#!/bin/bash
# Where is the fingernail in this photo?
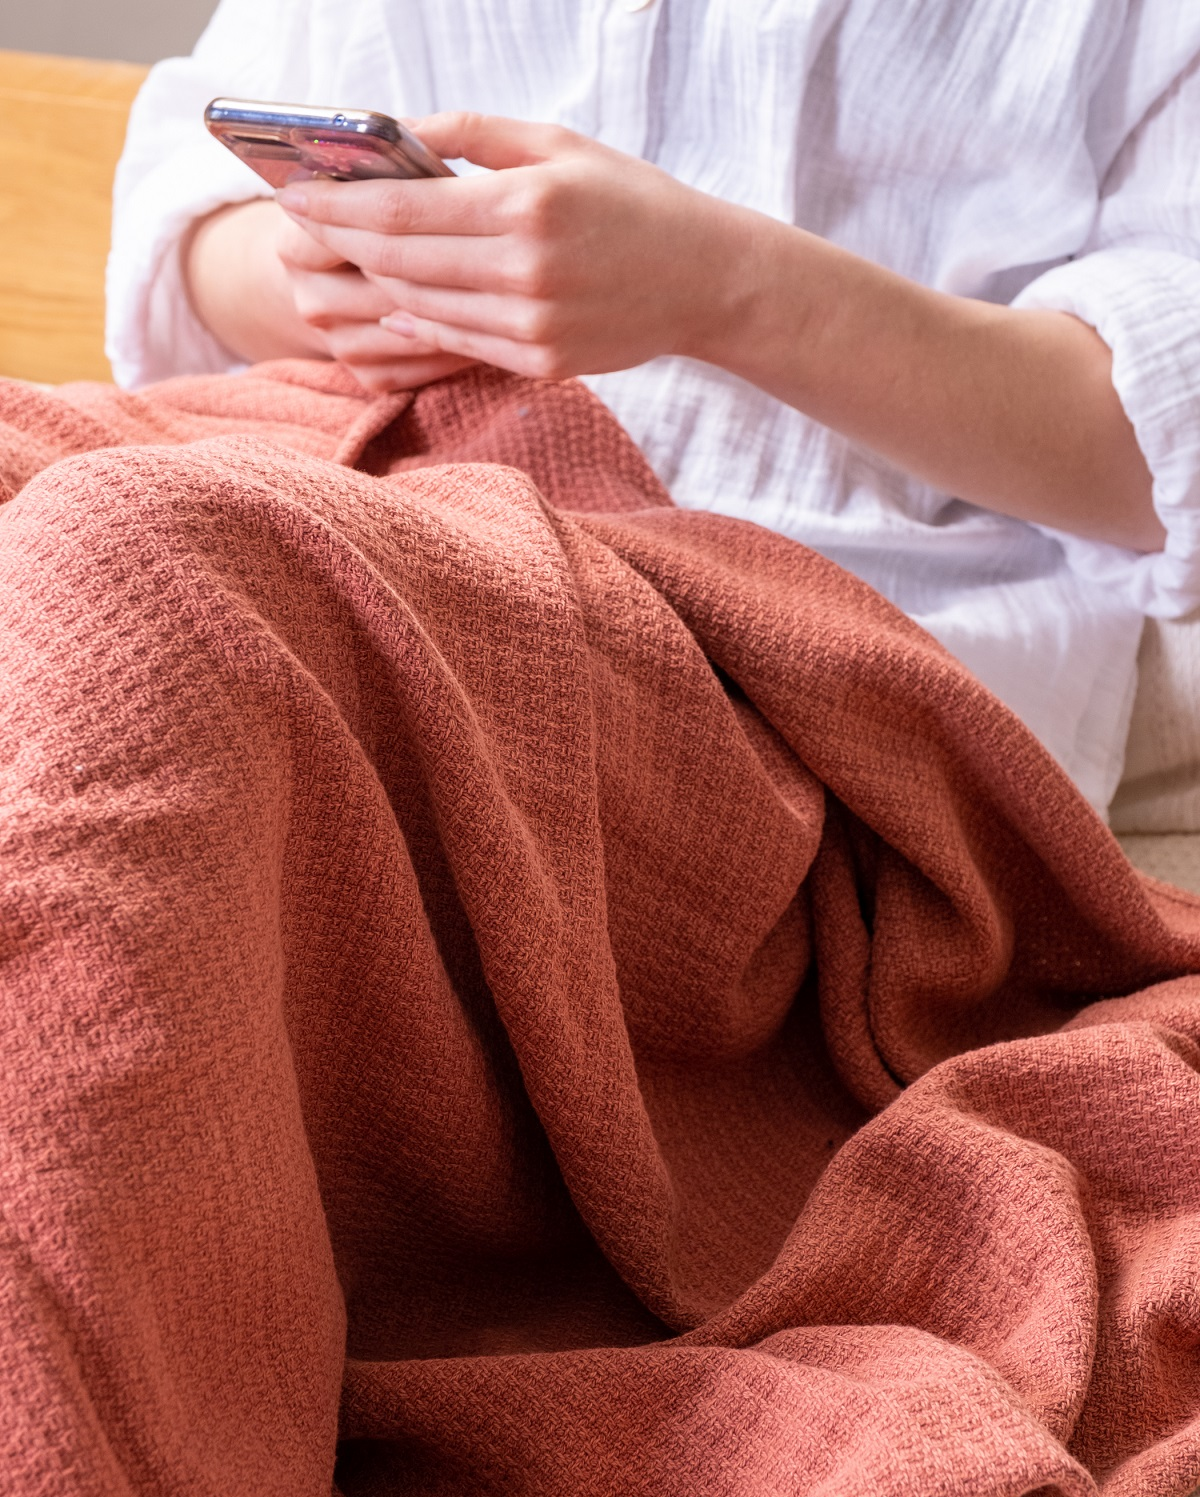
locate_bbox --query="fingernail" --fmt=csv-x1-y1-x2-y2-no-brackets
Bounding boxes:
381,313,417,336
275,186,309,213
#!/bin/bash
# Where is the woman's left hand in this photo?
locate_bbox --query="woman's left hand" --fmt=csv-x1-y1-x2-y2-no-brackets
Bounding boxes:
274,113,751,382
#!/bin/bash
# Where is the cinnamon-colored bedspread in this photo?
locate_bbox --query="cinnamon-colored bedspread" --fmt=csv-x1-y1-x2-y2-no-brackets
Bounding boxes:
2,362,1200,1497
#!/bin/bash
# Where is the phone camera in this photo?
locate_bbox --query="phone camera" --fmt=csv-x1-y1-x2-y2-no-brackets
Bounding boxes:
332,114,347,127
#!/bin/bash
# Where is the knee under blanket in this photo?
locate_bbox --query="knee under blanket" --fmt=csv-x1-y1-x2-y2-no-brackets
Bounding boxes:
2,361,1200,1497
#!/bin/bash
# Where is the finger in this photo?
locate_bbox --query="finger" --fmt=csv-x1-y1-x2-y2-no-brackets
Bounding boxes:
288,266,397,327
322,319,452,367
276,216,350,273
298,223,527,293
341,352,479,395
386,312,572,383
276,170,510,238
409,111,580,171
376,278,555,346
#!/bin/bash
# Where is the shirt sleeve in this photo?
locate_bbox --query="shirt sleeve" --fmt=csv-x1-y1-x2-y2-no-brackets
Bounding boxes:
107,0,432,388
1012,46,1200,619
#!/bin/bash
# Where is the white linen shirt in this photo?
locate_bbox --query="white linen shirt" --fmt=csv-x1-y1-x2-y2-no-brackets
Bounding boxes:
107,0,1200,814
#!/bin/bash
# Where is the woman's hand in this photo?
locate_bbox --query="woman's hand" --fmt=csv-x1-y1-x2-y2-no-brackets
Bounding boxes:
191,113,1160,551
191,113,744,387
272,211,476,390
185,198,476,392
273,114,749,381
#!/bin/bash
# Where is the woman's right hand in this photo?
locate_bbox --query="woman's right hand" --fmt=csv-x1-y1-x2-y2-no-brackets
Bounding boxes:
185,198,477,392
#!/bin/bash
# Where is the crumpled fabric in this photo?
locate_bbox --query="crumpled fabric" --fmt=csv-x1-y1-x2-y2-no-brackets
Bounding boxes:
2,362,1199,1497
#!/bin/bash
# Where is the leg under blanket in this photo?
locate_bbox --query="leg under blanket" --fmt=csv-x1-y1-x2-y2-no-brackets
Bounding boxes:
1,362,1199,1496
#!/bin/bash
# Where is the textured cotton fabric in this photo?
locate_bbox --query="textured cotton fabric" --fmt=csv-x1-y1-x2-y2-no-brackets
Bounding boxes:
107,0,1200,813
4,361,1200,1495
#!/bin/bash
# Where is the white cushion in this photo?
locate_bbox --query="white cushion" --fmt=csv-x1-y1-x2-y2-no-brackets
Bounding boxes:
1117,832,1200,893
1111,614,1200,833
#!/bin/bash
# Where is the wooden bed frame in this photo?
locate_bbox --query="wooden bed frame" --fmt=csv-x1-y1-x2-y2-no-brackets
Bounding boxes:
0,50,148,384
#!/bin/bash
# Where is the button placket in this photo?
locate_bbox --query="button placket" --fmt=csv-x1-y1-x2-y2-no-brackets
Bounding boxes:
589,0,662,158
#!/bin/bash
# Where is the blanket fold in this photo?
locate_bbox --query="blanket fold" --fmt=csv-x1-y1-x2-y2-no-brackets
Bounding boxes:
1,361,1199,1497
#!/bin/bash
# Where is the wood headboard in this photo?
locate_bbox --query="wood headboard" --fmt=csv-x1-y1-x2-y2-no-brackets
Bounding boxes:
0,50,148,384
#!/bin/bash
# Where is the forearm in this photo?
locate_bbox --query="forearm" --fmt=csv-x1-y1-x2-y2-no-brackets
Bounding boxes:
247,114,1163,550
184,199,323,364
695,214,1161,552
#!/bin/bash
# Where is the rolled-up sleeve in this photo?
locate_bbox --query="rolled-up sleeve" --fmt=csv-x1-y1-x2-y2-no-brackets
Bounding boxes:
1014,247,1200,618
1012,49,1200,619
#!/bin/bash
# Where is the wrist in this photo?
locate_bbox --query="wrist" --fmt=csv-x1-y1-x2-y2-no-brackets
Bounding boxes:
675,202,824,383
185,199,323,363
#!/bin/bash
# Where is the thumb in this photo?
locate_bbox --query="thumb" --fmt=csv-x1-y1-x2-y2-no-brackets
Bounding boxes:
410,111,582,171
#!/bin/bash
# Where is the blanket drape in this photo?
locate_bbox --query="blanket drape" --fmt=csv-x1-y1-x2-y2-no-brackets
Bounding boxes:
2,362,1200,1497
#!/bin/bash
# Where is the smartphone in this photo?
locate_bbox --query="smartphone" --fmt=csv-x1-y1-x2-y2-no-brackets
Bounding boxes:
204,98,455,188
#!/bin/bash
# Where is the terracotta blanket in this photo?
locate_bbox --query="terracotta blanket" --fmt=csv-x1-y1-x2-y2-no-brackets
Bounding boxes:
2,362,1200,1497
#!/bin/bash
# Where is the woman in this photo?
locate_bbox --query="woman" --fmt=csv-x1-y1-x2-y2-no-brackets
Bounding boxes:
7,6,1200,1493
110,0,1200,812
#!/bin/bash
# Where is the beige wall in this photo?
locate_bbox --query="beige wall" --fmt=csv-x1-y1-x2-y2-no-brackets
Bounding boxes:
0,0,219,65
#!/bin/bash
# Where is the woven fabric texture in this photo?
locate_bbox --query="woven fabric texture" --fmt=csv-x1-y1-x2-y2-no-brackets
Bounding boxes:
3,362,1200,1497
